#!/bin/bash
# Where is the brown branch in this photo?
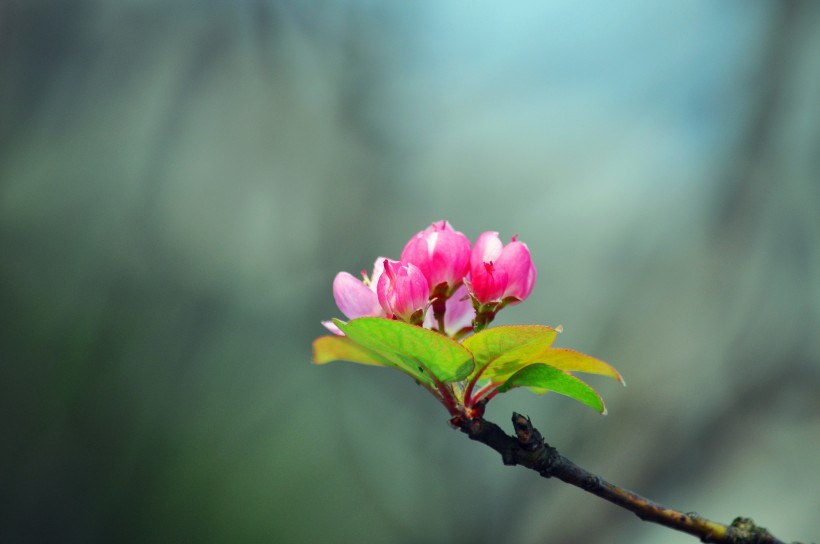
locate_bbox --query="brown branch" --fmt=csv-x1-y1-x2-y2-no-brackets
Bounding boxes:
455,413,801,544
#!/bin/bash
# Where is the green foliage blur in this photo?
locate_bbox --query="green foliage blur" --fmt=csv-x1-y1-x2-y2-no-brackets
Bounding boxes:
2,2,819,544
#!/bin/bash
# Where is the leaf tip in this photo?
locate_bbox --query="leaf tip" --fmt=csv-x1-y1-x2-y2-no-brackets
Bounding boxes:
555,324,564,333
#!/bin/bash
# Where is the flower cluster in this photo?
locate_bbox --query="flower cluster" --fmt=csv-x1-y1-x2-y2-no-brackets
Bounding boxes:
322,220,536,338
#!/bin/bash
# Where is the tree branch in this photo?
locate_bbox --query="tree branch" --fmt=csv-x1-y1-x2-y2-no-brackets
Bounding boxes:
455,413,801,544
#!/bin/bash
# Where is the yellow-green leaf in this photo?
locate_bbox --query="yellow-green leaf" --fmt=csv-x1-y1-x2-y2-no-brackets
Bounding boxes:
497,364,606,414
312,335,389,367
462,325,560,381
530,348,624,384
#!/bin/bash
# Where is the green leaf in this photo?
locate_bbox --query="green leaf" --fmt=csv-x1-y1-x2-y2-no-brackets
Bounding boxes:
530,348,625,385
334,318,474,385
312,335,389,367
497,364,606,414
462,325,560,381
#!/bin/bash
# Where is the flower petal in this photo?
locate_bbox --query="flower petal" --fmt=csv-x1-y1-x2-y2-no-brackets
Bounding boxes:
321,320,344,336
471,231,503,270
443,284,475,334
496,241,536,300
333,271,383,319
470,260,509,304
368,257,389,292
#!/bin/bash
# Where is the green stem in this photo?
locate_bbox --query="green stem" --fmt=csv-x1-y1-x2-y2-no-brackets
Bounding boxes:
472,303,498,333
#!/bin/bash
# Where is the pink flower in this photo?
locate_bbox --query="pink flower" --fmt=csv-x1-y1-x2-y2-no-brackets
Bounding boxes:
400,220,471,293
423,284,475,336
322,258,387,334
377,259,430,322
468,231,536,305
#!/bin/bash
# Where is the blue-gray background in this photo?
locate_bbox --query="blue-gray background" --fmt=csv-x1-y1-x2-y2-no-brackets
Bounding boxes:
2,2,819,543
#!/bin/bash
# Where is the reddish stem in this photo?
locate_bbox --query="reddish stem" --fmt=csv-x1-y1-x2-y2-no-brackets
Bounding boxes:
470,382,499,406
463,362,491,410
416,358,461,417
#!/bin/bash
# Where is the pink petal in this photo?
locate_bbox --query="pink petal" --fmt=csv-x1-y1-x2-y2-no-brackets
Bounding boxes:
424,219,454,234
376,259,400,314
471,231,503,270
403,262,430,312
428,229,471,288
400,237,432,282
496,241,536,300
469,260,509,304
443,284,475,334
423,285,473,335
333,271,383,319
321,320,344,336
368,257,388,292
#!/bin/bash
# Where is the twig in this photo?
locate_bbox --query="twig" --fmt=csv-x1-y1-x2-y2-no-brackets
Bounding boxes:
455,413,801,544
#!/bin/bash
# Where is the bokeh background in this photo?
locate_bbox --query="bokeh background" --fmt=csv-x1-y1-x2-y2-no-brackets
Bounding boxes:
2,2,819,543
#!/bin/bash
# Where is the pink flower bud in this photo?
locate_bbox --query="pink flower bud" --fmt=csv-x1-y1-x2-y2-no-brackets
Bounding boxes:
377,259,430,322
468,232,536,305
400,220,471,292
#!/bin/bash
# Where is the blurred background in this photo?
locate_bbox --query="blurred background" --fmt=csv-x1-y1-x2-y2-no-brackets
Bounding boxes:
2,1,819,543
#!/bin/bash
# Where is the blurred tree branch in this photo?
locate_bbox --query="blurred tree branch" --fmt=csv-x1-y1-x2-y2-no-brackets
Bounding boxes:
457,413,800,544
